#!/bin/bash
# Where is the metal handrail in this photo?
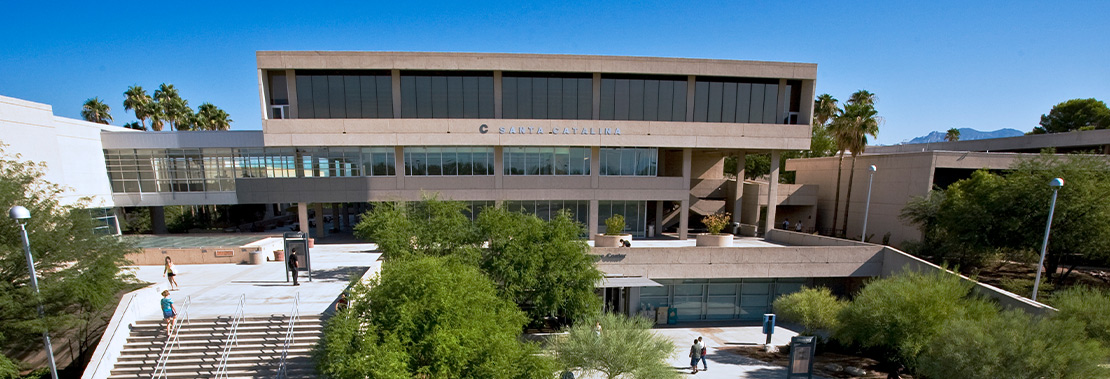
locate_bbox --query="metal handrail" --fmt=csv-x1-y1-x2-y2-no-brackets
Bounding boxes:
152,295,190,379
215,294,246,379
275,293,300,379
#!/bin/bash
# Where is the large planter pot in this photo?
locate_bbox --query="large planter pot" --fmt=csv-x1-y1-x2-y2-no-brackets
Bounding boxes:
696,233,733,247
595,234,632,247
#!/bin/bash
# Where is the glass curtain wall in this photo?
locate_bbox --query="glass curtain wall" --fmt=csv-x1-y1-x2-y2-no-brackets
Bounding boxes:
294,70,394,119
503,147,591,175
502,73,592,120
400,71,495,118
403,147,495,176
599,147,657,176
692,77,780,124
600,74,687,122
503,200,589,227
597,200,647,236
638,278,807,322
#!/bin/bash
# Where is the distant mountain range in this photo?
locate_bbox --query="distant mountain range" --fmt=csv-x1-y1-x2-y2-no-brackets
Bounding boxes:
902,128,1025,144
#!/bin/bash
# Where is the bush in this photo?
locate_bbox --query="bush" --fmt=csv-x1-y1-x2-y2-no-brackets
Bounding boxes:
835,269,997,369
1051,286,1110,347
702,212,731,234
917,310,1106,379
773,287,846,336
553,313,677,379
604,214,626,235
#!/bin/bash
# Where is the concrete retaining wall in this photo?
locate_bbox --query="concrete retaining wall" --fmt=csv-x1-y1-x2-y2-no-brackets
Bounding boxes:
125,238,283,266
592,245,884,279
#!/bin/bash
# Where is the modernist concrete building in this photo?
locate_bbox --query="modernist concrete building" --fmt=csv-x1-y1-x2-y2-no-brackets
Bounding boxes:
787,129,1110,247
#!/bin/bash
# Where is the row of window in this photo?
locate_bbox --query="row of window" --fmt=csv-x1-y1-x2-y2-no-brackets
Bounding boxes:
271,71,802,123
639,278,806,321
105,147,661,193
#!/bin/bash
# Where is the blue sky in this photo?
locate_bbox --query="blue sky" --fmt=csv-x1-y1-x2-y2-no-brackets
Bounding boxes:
1,1,1107,145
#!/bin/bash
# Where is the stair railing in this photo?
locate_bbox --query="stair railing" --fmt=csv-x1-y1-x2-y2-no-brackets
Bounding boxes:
151,295,190,379
214,294,246,379
275,292,300,379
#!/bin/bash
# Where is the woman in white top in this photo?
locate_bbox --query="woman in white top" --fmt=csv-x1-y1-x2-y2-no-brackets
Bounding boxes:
163,257,179,290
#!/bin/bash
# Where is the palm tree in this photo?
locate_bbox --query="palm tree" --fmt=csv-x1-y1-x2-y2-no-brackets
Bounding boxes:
123,86,152,130
81,97,113,124
837,99,881,237
154,84,190,131
813,94,839,128
848,90,875,106
122,121,146,131
945,128,961,142
148,102,166,131
828,108,851,235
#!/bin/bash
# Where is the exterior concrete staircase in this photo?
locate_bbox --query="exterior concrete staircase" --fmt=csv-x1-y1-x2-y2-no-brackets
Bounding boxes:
107,315,321,379
661,178,730,231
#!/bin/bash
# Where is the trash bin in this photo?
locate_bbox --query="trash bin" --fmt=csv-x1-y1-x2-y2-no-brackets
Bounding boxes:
667,307,678,325
647,225,655,238
656,306,669,325
249,251,265,265
731,222,740,235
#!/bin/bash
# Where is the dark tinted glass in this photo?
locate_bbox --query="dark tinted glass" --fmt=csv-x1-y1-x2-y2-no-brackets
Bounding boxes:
415,76,432,118
360,76,377,118
447,76,464,118
292,70,391,119
763,84,778,124
296,75,314,118
693,81,709,122
533,78,548,119
328,75,345,118
400,76,417,117
344,76,362,118
311,75,330,118
722,82,737,123
400,72,494,119
749,83,764,123
503,76,518,119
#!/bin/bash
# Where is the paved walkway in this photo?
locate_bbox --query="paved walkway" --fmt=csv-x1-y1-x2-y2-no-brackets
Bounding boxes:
654,325,828,378
127,242,381,319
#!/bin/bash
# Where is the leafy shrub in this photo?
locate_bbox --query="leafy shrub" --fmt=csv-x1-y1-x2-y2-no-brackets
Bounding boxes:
702,212,731,234
604,214,626,235
1051,286,1110,347
554,313,677,379
917,310,1106,379
835,269,997,369
773,287,846,336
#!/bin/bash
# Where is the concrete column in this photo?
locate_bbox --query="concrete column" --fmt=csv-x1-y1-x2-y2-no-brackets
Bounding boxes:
685,75,696,122
394,146,405,189
777,78,788,124
264,203,275,219
590,146,601,188
493,71,503,118
150,206,167,234
494,146,504,189
314,203,325,238
286,69,298,119
331,203,340,232
765,150,781,234
391,69,402,118
341,203,350,230
733,153,746,223
588,199,599,238
798,80,817,126
257,69,269,120
297,202,309,235
592,73,602,120
654,201,664,237
680,148,692,240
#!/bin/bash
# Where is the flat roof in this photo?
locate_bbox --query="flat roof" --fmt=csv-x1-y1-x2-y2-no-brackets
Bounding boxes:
866,129,1110,155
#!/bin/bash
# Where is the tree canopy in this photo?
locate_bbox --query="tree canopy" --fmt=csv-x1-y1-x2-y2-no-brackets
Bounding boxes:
553,312,676,379
945,128,960,141
0,145,135,372
80,98,112,124
1033,98,1110,134
900,153,1110,276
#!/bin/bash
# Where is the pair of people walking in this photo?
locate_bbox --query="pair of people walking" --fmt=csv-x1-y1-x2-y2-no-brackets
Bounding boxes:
689,336,707,373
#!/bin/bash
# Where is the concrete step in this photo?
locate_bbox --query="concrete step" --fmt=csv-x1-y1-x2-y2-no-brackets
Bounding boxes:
118,340,319,358
110,356,313,374
125,329,321,344
115,347,314,365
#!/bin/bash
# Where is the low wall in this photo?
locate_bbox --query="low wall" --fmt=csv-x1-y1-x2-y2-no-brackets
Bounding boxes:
125,237,283,265
81,285,160,379
765,229,874,247
591,245,885,279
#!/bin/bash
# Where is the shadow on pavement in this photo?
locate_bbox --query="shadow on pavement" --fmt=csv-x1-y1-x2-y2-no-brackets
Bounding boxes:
305,266,369,282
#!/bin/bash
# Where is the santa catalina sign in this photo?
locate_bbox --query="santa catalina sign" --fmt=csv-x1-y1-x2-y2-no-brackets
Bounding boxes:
479,124,621,136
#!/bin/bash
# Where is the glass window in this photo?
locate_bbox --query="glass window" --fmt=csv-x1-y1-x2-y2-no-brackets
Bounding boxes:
749,83,765,123
404,147,493,176
600,148,656,176
311,75,330,118
737,83,752,123
763,83,779,124
293,70,391,119
344,76,362,118
601,74,687,122
503,73,592,120
598,201,647,237
269,72,288,105
401,72,494,119
328,75,346,118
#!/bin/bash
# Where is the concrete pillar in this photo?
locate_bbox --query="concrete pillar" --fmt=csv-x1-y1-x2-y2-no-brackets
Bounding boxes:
331,203,340,232
494,146,504,189
588,199,599,238
493,71,503,118
679,199,690,240
654,201,664,237
264,203,275,219
733,153,746,223
286,69,298,119
798,79,817,126
314,203,325,238
150,206,167,234
394,146,406,189
591,73,602,120
765,150,781,234
590,146,601,188
680,148,692,240
341,203,350,230
391,69,402,118
777,78,788,124
297,202,309,235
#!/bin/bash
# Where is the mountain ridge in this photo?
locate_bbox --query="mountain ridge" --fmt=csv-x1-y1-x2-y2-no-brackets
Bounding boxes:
902,128,1024,144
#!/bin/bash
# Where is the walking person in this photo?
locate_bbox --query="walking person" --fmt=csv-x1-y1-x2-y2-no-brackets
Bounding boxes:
160,290,177,335
795,221,803,233
163,257,179,290
689,338,702,374
698,336,708,371
288,248,300,286
782,219,790,230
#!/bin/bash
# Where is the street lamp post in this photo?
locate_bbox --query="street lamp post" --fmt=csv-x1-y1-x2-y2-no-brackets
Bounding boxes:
861,165,877,242
1032,178,1064,302
8,206,59,379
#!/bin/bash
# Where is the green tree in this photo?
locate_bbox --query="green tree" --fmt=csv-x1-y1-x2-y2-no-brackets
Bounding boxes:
153,84,190,131
834,94,881,236
1051,286,1110,347
0,146,135,372
553,313,677,379
353,197,482,261
836,269,995,370
772,286,846,336
917,310,1106,379
122,86,153,130
1032,98,1110,134
194,103,232,131
122,122,145,131
945,128,960,142
477,208,602,325
315,256,553,378
80,97,112,124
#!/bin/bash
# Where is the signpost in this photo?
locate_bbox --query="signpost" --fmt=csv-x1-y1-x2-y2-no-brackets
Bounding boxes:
762,314,776,345
787,336,816,378
282,232,312,282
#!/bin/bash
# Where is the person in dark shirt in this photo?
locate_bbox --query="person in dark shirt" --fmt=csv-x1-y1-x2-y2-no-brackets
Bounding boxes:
288,248,300,286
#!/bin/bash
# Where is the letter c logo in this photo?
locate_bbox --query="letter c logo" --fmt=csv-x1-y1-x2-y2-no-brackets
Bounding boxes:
479,124,489,134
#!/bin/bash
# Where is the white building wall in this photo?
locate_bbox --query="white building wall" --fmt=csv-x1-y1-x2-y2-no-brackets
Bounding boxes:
0,95,133,207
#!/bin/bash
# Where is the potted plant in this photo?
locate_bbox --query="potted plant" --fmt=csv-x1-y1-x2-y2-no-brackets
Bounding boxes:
697,212,733,247
595,214,632,247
